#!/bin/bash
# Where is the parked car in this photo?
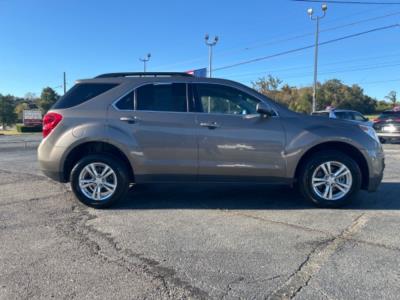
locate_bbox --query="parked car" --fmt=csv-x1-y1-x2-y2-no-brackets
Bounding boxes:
373,110,400,143
38,72,384,208
311,109,373,126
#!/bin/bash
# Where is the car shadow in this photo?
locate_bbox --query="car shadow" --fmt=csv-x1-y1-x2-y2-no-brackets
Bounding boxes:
111,182,400,210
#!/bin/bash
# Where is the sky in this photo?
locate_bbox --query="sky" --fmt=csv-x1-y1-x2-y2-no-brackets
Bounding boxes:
0,0,399,100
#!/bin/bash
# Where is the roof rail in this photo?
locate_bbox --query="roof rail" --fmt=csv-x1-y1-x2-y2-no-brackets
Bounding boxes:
95,72,193,79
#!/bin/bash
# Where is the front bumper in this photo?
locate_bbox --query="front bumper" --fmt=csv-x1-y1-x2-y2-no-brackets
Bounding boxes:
363,147,385,192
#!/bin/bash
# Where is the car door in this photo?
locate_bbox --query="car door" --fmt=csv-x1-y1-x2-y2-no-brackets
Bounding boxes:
108,82,198,182
192,83,286,182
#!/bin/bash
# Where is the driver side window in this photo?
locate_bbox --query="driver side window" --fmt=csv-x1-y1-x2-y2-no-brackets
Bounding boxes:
195,84,259,115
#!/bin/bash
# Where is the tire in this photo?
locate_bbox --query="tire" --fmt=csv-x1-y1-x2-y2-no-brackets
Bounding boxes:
298,151,362,208
379,138,386,144
70,154,130,208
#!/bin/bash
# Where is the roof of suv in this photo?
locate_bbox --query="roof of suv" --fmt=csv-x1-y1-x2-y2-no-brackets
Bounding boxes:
313,109,360,114
76,72,261,92
94,72,193,78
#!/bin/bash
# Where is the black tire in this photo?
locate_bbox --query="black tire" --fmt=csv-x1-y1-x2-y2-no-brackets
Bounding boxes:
70,154,130,208
298,151,362,208
379,138,386,144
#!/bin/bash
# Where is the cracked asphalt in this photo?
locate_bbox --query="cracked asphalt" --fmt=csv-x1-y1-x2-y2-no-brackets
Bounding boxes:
1,135,399,299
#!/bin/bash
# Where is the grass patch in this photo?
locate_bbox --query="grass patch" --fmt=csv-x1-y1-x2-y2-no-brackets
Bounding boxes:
365,115,378,120
0,129,21,135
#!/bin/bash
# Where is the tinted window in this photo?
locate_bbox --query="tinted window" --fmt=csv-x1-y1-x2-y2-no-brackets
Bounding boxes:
115,91,134,110
195,84,259,115
136,83,187,112
379,111,400,119
311,112,329,117
53,83,118,109
334,112,352,120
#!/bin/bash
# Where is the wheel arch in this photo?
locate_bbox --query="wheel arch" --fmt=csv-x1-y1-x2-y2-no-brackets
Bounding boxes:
294,141,369,190
62,141,135,183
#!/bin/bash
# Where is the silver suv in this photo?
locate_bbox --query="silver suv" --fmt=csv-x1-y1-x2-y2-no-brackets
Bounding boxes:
38,72,385,208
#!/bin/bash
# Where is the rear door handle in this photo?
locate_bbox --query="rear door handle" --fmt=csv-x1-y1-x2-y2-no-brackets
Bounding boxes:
120,116,137,124
200,122,220,129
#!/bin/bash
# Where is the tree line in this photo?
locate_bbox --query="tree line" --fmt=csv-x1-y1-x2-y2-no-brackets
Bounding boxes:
0,78,398,129
0,87,59,129
252,76,396,114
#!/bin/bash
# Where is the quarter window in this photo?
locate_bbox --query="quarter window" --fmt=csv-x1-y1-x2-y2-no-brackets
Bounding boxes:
136,83,187,112
52,83,118,109
195,84,259,115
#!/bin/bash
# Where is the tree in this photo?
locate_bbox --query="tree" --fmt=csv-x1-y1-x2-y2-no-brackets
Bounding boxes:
0,94,18,129
251,76,378,114
15,102,29,121
385,91,397,108
37,87,59,113
252,75,282,97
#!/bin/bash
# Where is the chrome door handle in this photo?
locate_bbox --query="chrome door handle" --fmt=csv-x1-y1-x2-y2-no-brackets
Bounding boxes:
200,122,220,129
120,116,137,124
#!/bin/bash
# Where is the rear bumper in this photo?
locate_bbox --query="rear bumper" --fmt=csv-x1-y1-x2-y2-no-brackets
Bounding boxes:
41,169,65,182
38,139,67,183
376,132,400,139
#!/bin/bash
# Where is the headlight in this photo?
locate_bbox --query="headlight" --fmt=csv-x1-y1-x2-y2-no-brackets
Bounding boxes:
359,124,380,143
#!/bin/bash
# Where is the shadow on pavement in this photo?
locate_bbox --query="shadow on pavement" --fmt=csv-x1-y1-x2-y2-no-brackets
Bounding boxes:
112,182,400,210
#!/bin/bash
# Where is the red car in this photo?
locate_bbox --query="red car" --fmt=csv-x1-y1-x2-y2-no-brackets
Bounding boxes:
373,111,400,143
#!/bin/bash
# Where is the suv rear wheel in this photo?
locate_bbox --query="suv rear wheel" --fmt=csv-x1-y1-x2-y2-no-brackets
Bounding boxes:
298,151,362,208
70,154,130,208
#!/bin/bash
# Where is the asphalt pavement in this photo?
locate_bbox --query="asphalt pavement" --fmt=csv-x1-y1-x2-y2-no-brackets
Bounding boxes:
0,135,399,299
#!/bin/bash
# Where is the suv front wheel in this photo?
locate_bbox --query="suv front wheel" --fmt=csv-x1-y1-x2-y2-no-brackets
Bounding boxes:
298,151,362,208
70,154,130,208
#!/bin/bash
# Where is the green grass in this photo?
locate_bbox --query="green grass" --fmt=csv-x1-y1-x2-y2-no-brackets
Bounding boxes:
365,114,378,120
0,129,21,135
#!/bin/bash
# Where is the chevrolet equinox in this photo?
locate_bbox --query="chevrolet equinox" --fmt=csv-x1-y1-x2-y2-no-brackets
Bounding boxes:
38,72,385,208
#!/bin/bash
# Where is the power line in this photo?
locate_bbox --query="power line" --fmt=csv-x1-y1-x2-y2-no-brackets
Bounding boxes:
214,24,399,72
292,0,400,5
223,53,400,78
226,60,400,81
153,9,399,70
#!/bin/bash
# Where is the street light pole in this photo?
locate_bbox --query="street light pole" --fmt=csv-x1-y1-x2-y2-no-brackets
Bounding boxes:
205,34,219,78
139,53,151,72
308,4,327,112
63,72,67,95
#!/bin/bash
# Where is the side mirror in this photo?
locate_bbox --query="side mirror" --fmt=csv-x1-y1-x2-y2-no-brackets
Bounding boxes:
256,102,274,117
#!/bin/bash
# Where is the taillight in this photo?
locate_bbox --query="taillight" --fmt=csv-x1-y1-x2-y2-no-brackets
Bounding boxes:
373,118,380,123
42,112,63,138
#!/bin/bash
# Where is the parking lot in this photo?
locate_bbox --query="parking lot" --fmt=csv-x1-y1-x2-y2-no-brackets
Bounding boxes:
1,134,399,299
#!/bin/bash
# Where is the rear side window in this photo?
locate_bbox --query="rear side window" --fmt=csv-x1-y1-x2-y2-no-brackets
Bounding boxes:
115,91,134,110
52,83,118,109
136,83,187,112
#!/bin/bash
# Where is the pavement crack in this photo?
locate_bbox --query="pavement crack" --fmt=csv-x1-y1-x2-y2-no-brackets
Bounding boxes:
58,204,210,299
228,211,332,236
267,213,369,300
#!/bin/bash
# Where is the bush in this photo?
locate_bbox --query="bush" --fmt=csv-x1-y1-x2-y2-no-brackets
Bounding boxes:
16,124,42,133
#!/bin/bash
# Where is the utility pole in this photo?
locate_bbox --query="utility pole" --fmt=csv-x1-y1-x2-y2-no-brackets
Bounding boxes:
139,53,151,72
205,34,219,78
63,72,67,95
307,3,327,112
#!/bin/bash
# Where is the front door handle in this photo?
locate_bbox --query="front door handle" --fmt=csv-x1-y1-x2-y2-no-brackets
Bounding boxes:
120,116,137,124
200,122,220,129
